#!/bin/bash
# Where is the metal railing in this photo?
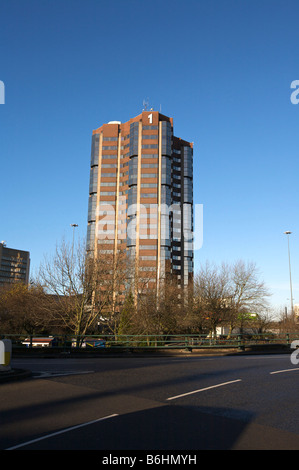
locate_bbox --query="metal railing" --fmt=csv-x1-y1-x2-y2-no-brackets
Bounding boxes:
1,332,299,352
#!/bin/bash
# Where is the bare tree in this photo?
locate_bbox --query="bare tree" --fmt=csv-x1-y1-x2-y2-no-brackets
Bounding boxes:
0,282,50,335
36,238,130,338
192,260,271,337
127,277,183,336
251,308,276,335
117,291,136,335
227,260,271,335
193,262,232,336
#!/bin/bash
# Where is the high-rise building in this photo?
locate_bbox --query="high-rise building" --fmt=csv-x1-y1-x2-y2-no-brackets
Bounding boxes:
0,242,30,285
87,111,193,291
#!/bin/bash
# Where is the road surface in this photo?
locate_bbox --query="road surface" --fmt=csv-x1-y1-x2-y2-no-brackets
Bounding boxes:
1,353,299,450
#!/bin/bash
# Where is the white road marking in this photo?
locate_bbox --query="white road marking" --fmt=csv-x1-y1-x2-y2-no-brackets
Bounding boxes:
270,368,299,375
245,355,289,359
6,414,119,450
32,370,94,378
167,379,242,401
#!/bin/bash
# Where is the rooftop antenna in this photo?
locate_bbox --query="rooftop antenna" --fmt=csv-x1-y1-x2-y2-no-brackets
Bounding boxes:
143,98,149,111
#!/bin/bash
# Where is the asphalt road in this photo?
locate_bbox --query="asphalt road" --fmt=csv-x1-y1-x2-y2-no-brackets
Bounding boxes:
1,353,299,451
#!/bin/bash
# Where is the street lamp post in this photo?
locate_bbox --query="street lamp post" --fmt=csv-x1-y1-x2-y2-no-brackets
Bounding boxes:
71,224,78,261
284,231,294,320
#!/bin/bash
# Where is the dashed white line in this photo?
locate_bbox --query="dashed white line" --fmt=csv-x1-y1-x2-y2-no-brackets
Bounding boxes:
167,379,242,401
33,370,94,378
270,368,299,375
6,414,119,450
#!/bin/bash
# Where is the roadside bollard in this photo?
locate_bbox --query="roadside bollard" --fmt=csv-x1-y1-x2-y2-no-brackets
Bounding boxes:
0,339,12,372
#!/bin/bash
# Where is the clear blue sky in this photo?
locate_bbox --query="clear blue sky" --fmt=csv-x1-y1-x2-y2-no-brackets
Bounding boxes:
1,0,299,314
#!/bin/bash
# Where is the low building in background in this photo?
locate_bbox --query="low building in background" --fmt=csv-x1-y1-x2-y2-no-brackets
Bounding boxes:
0,242,30,285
